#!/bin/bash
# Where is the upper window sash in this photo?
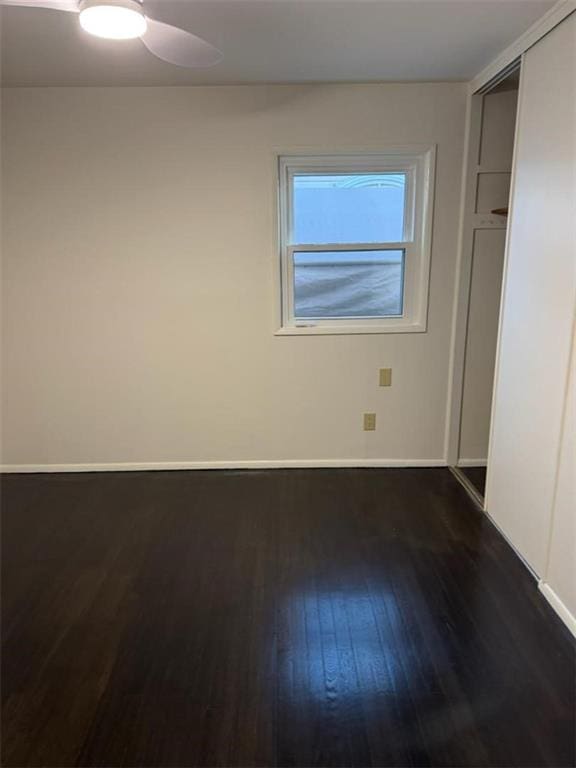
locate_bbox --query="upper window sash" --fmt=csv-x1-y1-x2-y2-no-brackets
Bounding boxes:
280,154,421,247
287,169,416,246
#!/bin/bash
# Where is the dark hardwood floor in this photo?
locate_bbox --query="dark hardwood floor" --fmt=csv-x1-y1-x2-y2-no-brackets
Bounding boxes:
1,468,574,767
460,467,487,497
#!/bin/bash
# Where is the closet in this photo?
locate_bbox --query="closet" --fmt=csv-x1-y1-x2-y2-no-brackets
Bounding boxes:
456,72,519,499
451,11,575,633
487,12,575,625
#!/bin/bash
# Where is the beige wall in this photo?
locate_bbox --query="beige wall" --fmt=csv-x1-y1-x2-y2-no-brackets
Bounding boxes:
458,229,505,461
1,84,466,467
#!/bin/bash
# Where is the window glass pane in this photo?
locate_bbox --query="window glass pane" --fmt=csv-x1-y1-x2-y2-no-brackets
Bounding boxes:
294,250,404,319
292,173,406,245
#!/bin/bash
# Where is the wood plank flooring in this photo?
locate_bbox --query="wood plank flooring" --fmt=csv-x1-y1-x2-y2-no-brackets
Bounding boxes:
1,468,574,767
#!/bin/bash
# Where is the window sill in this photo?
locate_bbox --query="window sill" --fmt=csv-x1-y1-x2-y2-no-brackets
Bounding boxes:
275,323,427,336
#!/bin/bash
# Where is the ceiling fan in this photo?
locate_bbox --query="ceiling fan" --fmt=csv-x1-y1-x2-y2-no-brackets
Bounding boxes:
0,0,223,68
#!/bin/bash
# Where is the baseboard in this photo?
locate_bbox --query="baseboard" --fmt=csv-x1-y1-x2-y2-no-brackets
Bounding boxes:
456,458,488,467
449,466,484,509
482,505,540,580
0,458,448,474
538,581,576,638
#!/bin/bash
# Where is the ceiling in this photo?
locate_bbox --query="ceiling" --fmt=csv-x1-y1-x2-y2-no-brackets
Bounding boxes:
1,0,555,87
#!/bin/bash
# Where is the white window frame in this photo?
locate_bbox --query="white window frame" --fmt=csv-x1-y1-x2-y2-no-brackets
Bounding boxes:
276,148,436,335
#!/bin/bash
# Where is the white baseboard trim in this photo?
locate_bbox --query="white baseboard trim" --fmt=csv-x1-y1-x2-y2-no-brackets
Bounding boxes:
457,458,488,467
0,458,448,474
538,581,576,638
449,466,484,509
482,506,540,580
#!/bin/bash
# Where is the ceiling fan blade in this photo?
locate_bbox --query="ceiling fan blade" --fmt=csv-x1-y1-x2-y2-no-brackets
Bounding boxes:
141,18,222,69
0,0,78,10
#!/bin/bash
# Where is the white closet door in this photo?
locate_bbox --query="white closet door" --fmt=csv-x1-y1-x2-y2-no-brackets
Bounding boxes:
486,13,576,575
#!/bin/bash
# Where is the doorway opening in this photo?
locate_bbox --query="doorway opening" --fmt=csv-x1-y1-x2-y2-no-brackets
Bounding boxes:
449,65,520,504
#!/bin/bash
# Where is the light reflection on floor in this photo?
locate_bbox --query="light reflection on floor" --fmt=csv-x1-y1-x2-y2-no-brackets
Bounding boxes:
275,586,497,756
278,588,404,702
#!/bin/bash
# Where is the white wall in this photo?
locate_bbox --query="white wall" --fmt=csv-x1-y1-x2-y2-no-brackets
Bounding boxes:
0,84,467,468
487,15,576,587
543,325,576,623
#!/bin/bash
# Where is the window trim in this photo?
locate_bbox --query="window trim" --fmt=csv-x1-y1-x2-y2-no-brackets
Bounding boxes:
275,148,436,335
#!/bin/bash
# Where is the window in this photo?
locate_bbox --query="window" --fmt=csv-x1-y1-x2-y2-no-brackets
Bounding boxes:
277,149,435,334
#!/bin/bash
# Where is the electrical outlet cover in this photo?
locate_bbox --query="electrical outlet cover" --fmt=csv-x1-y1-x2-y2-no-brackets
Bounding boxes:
363,413,376,431
379,368,392,387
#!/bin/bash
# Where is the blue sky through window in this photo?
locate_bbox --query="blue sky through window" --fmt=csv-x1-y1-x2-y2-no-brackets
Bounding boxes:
293,173,406,244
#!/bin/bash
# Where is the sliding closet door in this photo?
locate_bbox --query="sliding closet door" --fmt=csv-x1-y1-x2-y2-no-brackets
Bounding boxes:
486,13,576,575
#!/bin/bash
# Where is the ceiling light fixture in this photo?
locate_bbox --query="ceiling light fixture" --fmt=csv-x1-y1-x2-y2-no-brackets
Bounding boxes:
79,0,147,40
6,0,223,69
